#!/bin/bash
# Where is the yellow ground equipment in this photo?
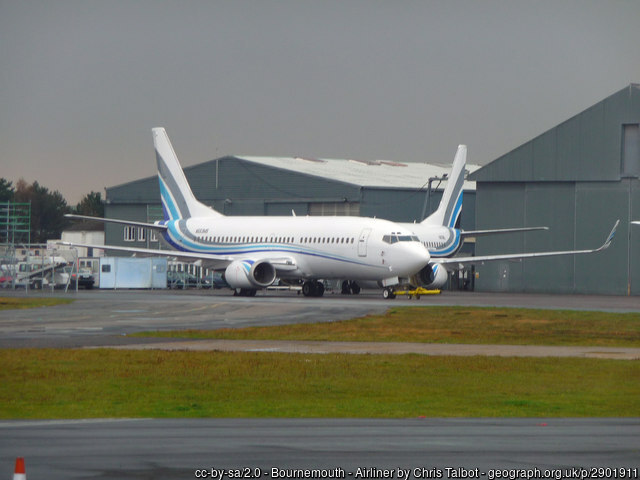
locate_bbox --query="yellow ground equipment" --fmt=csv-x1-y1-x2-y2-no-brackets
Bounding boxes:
384,287,440,299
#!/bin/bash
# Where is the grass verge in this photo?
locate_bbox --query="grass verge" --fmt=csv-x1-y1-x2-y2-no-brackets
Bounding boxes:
132,306,640,347
0,349,638,418
0,296,73,310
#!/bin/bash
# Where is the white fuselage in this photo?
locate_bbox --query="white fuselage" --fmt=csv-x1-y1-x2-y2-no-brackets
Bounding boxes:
161,215,431,281
400,223,462,259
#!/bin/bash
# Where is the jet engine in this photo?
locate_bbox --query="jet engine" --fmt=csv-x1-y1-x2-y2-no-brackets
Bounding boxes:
415,263,449,289
224,259,277,289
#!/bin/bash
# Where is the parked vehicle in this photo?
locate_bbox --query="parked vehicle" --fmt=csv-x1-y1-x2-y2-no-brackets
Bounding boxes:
58,266,95,289
206,271,228,289
167,271,211,289
0,274,13,288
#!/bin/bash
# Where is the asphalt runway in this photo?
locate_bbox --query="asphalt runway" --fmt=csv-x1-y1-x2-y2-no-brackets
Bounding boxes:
1,418,639,480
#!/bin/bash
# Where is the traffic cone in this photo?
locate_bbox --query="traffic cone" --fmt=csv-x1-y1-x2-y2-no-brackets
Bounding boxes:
13,457,26,480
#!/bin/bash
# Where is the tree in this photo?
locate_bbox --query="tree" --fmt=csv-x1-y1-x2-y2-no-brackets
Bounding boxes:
0,178,14,202
14,179,70,243
75,191,104,217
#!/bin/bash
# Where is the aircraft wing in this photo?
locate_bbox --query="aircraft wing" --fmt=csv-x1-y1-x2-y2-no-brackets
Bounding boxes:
65,214,168,231
460,226,548,237
56,241,300,273
436,220,619,266
56,241,234,269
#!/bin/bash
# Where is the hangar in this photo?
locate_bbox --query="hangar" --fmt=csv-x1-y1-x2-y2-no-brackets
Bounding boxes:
470,84,640,296
104,153,480,256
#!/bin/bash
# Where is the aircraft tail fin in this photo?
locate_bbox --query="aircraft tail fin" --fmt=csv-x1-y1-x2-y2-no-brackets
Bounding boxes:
422,145,466,227
153,127,223,220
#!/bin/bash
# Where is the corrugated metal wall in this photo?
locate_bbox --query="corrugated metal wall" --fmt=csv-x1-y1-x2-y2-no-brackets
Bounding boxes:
472,85,640,295
474,182,634,294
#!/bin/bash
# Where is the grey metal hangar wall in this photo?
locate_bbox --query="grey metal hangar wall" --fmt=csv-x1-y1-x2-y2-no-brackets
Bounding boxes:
105,154,478,253
470,84,640,295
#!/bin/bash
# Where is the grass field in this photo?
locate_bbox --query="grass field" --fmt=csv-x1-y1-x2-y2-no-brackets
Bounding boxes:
1,301,638,418
133,306,640,347
1,348,638,418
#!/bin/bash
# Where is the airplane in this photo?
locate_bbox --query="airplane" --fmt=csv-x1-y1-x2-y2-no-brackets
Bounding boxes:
61,128,431,298
390,144,619,296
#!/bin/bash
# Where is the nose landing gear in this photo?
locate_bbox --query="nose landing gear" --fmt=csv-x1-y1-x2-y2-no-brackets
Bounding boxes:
382,287,396,299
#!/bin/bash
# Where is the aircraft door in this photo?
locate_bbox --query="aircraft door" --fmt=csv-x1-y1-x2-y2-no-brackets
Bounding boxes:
358,228,372,257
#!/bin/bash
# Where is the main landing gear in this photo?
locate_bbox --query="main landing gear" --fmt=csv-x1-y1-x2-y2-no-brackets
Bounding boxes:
302,280,325,297
233,288,257,297
340,280,361,295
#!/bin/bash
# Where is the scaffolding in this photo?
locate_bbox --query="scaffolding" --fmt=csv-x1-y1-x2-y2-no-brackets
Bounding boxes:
0,202,31,245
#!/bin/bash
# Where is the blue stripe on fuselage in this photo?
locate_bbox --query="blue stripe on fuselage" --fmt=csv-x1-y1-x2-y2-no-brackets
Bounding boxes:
161,223,384,269
430,228,461,257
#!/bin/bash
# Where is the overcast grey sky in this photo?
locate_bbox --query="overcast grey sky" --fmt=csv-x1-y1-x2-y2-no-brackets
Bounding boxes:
2,0,640,204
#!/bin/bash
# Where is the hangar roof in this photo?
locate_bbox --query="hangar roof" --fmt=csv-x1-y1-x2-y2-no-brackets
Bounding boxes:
469,84,640,182
237,155,480,190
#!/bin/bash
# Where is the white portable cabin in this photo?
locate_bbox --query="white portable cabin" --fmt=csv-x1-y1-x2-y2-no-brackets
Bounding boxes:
99,257,167,289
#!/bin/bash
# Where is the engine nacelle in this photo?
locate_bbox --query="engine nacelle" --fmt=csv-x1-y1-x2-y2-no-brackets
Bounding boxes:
224,259,277,289
416,263,449,289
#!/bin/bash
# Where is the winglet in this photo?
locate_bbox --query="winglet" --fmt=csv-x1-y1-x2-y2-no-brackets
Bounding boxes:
597,219,619,251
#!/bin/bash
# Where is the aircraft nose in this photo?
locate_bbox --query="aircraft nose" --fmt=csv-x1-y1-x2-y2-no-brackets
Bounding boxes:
399,242,431,276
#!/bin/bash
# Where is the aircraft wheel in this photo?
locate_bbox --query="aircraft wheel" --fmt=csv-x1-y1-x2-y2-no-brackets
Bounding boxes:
234,288,256,297
382,287,396,300
302,281,314,297
350,282,361,295
303,280,325,297
341,280,351,295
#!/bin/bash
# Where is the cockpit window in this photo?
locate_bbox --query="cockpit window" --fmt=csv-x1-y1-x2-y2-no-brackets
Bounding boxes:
382,234,420,244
